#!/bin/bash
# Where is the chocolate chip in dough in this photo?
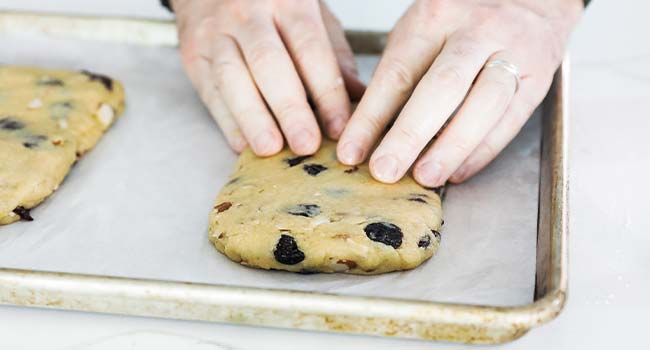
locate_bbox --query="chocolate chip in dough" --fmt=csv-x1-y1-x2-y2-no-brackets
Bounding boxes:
226,177,241,185
364,222,403,249
284,155,311,167
408,197,428,204
22,134,48,149
274,234,305,265
81,70,113,91
214,202,232,213
13,206,33,221
432,229,442,243
36,77,64,86
0,117,25,131
287,204,320,218
344,166,359,174
303,163,327,176
417,234,431,248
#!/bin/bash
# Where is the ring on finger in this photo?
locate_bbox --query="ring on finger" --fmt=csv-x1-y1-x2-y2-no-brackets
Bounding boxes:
483,59,521,92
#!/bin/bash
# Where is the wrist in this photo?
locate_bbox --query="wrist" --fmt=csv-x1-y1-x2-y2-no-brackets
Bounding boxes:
554,0,584,34
550,0,584,20
517,0,583,33
169,0,191,13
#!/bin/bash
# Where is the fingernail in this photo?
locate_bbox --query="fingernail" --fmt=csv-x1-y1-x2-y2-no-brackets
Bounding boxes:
232,136,248,153
339,142,363,164
372,154,399,183
254,130,278,155
292,129,317,154
416,161,444,186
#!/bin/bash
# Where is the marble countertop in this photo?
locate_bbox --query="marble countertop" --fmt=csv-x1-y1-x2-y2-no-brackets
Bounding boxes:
0,1,648,349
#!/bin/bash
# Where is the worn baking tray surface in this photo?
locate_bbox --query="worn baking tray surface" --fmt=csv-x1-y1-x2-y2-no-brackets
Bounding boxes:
0,31,538,307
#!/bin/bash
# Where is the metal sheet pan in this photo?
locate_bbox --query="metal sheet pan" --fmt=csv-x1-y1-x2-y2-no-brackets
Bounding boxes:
0,12,568,344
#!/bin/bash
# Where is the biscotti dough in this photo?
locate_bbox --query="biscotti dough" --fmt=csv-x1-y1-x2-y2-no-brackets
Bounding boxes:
208,139,444,274
0,66,125,225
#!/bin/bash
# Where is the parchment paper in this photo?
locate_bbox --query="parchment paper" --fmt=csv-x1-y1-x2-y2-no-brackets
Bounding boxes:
0,32,539,307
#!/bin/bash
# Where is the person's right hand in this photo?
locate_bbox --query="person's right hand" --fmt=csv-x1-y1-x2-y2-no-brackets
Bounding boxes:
172,0,365,156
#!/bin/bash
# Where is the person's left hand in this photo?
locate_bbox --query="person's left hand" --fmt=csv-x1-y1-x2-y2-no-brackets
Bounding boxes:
336,0,582,186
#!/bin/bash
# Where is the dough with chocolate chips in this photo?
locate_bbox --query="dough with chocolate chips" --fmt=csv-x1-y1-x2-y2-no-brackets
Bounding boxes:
0,66,125,225
208,139,444,274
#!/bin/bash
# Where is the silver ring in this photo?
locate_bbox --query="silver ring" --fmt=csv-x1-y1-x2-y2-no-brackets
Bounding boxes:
484,59,520,92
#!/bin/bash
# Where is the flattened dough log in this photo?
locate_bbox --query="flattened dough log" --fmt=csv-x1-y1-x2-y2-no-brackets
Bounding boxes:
0,66,124,225
209,140,444,274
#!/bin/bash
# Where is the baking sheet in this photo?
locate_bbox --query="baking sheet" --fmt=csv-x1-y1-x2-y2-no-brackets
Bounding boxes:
0,32,539,307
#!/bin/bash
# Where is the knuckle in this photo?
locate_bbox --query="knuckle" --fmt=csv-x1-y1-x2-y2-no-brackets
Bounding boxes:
284,15,326,65
211,40,239,87
393,126,424,151
430,65,465,89
246,41,279,67
195,16,218,37
232,105,265,123
179,17,219,67
362,112,386,136
420,0,451,19
226,0,258,22
449,140,475,157
311,79,344,108
479,140,499,160
381,59,417,95
388,17,434,47
472,9,497,28
179,42,199,67
289,13,321,34
452,31,489,57
211,60,235,88
273,99,307,121
291,37,321,66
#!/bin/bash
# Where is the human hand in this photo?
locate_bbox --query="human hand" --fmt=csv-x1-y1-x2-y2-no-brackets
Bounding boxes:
172,0,365,155
337,0,582,186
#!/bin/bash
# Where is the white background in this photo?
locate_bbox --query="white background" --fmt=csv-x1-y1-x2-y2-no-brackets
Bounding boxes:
0,0,649,349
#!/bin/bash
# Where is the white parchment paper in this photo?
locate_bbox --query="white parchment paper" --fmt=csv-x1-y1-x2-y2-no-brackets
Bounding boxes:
0,32,539,307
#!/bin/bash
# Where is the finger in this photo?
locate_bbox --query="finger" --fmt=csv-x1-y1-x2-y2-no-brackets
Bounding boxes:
367,34,497,183
275,2,351,140
337,13,443,165
319,1,366,102
204,82,249,152
413,54,518,187
180,41,247,152
211,34,284,156
448,77,551,182
235,17,320,155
